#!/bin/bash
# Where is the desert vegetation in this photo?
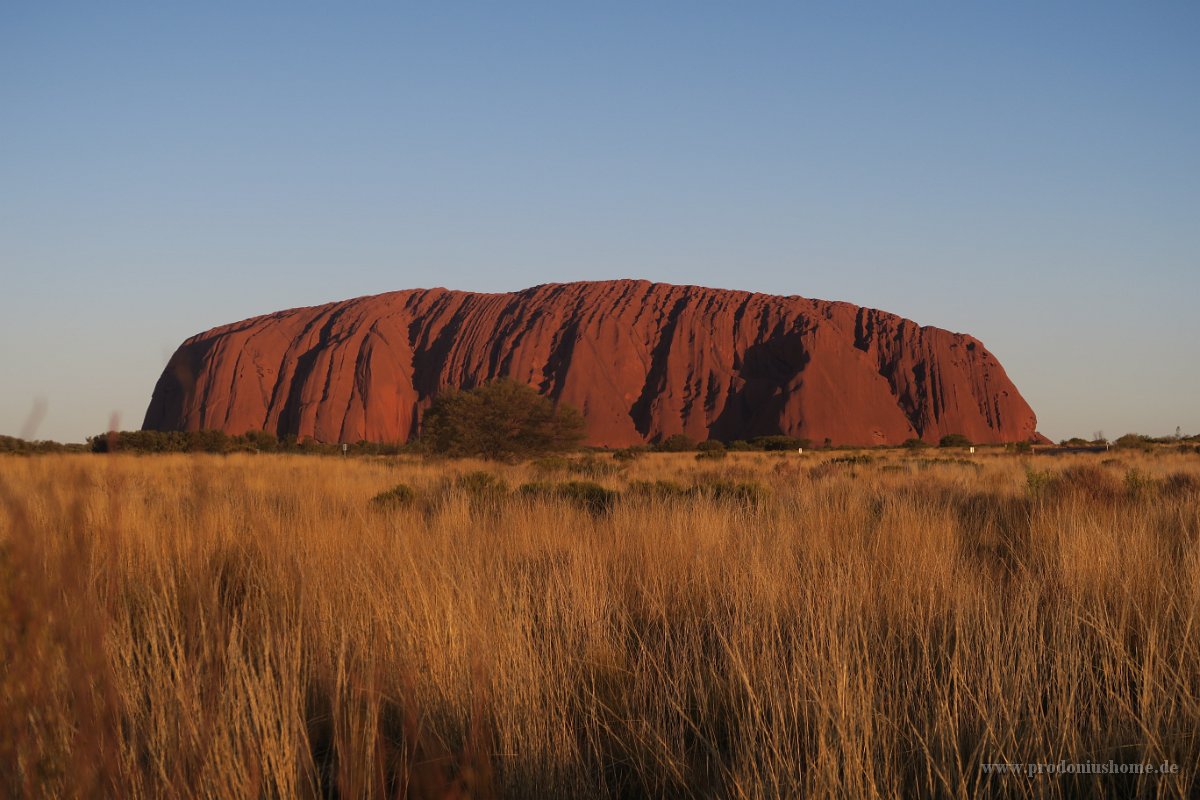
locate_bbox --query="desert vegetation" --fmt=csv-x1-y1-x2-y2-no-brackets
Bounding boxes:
2,447,1199,798
419,380,586,460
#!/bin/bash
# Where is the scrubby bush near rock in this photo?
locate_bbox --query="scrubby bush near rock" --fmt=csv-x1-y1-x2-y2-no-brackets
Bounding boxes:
695,444,727,461
749,435,811,451
421,380,585,461
1114,433,1153,451
654,434,697,452
938,433,973,448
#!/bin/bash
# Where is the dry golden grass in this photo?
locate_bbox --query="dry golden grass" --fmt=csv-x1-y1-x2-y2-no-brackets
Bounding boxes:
2,448,1199,798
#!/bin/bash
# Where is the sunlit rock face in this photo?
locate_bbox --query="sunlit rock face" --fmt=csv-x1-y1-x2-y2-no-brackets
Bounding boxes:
144,280,1039,447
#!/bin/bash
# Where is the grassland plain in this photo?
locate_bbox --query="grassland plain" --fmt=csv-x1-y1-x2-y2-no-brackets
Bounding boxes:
2,448,1199,799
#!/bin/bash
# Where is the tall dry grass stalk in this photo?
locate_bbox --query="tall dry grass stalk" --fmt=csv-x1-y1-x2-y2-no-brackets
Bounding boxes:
1,449,1198,798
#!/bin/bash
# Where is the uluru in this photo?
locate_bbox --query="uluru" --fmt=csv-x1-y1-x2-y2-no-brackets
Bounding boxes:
142,280,1039,447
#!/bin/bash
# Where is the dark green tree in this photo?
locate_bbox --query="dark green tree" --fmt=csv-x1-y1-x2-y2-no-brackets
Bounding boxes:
938,433,973,448
1114,433,1152,451
654,433,697,452
420,380,586,460
749,435,811,451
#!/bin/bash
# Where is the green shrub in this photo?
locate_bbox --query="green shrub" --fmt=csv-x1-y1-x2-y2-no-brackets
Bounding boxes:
370,484,417,509
612,447,647,462
939,433,973,448
0,435,86,454
696,449,727,461
901,438,930,450
1024,467,1053,496
87,428,410,456
725,440,754,452
236,429,277,452
1114,433,1153,451
1125,468,1155,498
655,434,697,452
750,435,811,452
421,380,585,460
697,440,726,452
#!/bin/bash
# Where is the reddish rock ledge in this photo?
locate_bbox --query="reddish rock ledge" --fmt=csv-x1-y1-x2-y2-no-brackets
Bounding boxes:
143,280,1040,447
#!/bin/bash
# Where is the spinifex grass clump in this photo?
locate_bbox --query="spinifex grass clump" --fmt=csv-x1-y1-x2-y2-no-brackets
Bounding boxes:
611,446,647,462
916,457,981,470
369,482,417,508
531,455,572,474
567,455,623,478
689,478,768,505
455,470,509,498
1053,464,1124,502
518,480,619,514
829,454,875,465
625,479,691,500
1,449,1198,798
624,477,767,505
1163,472,1200,497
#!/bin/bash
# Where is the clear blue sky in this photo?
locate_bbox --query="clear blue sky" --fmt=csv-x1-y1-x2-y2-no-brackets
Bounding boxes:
3,2,1197,443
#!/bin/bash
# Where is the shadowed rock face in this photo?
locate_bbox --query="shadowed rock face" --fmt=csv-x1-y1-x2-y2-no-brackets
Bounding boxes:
143,280,1039,446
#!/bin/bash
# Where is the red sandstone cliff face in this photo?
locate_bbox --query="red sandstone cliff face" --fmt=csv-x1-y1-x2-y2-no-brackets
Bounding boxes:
143,280,1039,447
